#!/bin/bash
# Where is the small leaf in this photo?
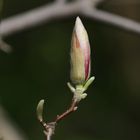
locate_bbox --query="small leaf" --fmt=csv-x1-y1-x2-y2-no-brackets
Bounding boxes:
67,82,75,93
83,76,95,92
36,99,44,122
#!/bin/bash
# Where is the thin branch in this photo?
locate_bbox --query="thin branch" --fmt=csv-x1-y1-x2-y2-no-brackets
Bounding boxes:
0,1,81,37
47,133,51,140
82,8,140,34
0,106,27,140
38,98,78,140
1,0,140,37
39,121,55,140
54,99,77,123
56,0,66,4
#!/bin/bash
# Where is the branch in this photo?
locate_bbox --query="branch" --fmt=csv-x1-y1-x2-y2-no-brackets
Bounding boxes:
36,77,94,140
1,0,140,37
0,106,27,140
0,0,81,37
54,99,77,123
56,0,66,4
36,99,77,140
37,97,78,140
82,8,140,34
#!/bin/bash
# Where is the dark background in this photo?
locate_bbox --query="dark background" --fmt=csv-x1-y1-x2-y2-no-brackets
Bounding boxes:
0,0,140,140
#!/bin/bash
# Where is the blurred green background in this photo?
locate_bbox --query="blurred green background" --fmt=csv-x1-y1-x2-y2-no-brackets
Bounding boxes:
0,0,140,140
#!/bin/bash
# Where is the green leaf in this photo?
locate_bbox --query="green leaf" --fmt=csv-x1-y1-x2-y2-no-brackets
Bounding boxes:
83,76,95,92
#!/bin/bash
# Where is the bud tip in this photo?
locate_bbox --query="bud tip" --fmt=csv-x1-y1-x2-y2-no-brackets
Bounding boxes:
75,16,85,30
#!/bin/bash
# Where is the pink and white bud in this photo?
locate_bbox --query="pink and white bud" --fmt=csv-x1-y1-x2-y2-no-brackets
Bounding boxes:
70,17,91,85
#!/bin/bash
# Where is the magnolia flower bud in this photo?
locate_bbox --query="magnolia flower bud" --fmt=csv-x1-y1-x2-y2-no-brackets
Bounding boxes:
36,99,44,122
70,17,91,85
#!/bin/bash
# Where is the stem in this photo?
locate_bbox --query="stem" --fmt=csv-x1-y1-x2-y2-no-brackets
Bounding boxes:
47,128,52,140
37,78,94,140
47,135,50,140
37,98,78,140
55,99,77,123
